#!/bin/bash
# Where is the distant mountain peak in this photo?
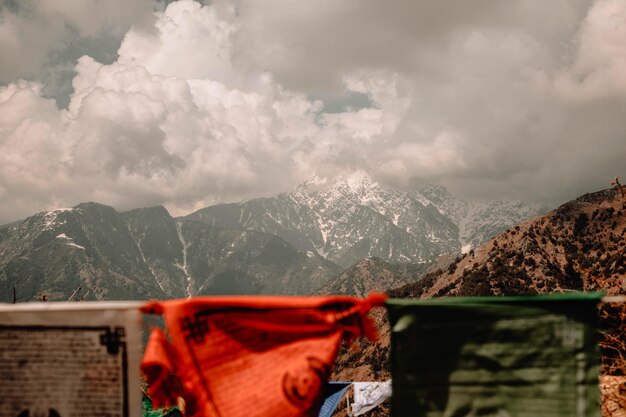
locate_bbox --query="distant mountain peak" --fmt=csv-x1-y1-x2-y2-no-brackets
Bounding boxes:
419,183,451,197
74,201,111,210
123,205,171,218
334,170,376,192
293,171,391,211
39,207,79,230
295,171,379,197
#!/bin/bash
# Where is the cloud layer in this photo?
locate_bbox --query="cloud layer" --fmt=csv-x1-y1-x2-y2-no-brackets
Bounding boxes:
1,0,625,223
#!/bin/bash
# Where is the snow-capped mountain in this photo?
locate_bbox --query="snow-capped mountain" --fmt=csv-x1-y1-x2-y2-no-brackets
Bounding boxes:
415,184,547,251
0,173,547,302
185,173,459,267
185,173,545,267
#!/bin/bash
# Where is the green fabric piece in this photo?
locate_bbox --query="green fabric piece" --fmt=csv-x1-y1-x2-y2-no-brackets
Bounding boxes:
388,293,602,417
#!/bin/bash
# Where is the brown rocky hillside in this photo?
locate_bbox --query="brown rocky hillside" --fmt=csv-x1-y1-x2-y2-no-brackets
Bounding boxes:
331,186,626,416
394,187,625,299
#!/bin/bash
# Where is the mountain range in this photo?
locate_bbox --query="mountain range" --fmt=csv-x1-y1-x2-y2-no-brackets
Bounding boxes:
185,173,546,267
0,174,545,302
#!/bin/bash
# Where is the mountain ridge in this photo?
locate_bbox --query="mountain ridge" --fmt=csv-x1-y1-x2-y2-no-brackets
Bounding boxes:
185,174,545,267
0,176,547,302
0,202,341,302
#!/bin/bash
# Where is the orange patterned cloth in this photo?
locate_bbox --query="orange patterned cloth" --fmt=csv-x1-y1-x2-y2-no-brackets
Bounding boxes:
141,294,386,417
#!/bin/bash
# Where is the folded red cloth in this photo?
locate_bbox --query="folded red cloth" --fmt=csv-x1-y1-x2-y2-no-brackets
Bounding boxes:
141,294,386,417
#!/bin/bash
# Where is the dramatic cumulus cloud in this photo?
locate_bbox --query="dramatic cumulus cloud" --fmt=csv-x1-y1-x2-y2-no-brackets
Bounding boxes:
0,0,159,105
1,0,625,223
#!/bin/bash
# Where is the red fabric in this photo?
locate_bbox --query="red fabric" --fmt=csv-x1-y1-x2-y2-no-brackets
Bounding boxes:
141,294,386,417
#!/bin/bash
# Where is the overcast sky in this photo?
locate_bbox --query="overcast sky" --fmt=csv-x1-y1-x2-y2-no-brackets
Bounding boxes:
1,0,625,224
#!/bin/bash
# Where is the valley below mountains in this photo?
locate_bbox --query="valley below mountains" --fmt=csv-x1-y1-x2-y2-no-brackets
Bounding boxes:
0,174,546,302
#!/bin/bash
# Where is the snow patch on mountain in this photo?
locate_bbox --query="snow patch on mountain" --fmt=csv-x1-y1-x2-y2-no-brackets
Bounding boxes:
175,221,194,298
43,208,75,230
55,233,85,250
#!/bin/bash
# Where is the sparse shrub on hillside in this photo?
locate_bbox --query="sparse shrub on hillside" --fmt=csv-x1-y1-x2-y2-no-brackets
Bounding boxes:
491,267,536,296
457,265,492,296
524,257,536,267
574,213,589,235
435,282,456,297
388,270,439,298
492,256,505,269
561,261,583,290
370,344,389,376
563,241,578,255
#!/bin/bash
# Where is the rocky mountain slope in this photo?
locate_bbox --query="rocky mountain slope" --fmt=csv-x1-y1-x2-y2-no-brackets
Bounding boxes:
415,184,547,251
0,203,166,302
186,173,544,267
314,257,427,297
396,187,625,299
0,203,340,302
332,186,626,396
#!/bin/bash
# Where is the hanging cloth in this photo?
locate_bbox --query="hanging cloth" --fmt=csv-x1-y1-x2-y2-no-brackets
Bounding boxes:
350,380,392,416
318,382,352,417
387,292,602,417
142,294,386,417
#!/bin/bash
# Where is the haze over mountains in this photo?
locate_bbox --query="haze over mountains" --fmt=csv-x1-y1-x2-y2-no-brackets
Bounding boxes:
0,174,545,302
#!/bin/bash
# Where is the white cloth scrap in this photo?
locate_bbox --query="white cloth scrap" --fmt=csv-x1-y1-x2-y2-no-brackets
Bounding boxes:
350,380,392,416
